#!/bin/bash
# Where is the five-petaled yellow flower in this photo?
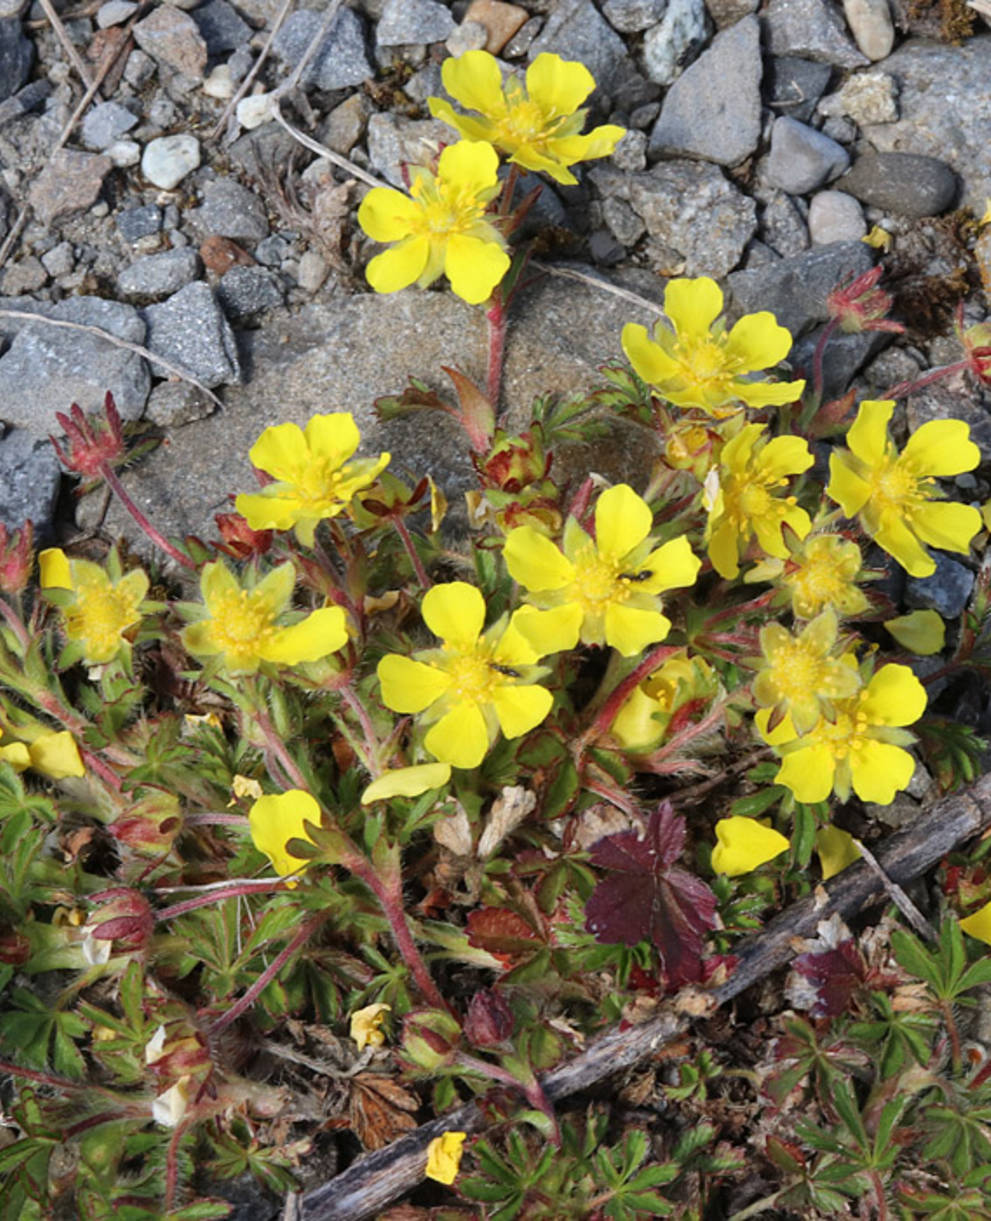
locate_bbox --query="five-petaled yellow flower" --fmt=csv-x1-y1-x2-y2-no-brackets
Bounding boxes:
746,532,870,620
752,609,860,734
425,1130,467,1185
248,789,319,884
428,50,624,186
827,399,981,578
181,561,348,676
39,547,147,665
236,413,390,547
357,140,510,305
504,484,701,658
377,581,552,770
703,424,813,580
711,816,789,876
760,663,926,805
622,278,806,416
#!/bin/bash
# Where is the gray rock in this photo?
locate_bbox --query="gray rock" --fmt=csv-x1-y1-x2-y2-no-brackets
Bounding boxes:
118,249,201,298
28,149,110,224
761,191,810,257
0,429,61,541
0,79,51,128
906,552,975,619
216,265,285,320
610,128,647,172
726,239,874,334
504,16,541,58
841,0,893,59
833,70,898,124
0,0,27,15
0,18,32,102
402,61,444,103
40,241,74,278
705,0,758,27
123,48,155,88
133,4,208,78
80,101,139,151
446,20,488,56
0,298,150,434
642,0,710,85
858,37,991,212
765,55,834,123
588,228,625,263
296,251,329,293
254,235,290,266
117,203,162,242
145,381,216,428
649,15,760,166
142,134,201,190
763,0,868,66
141,283,241,388
320,91,371,154
791,326,889,400
377,0,454,45
837,151,958,217
602,0,668,33
96,1,138,28
191,0,253,54
528,0,630,93
808,189,865,243
272,8,372,91
617,159,756,277
191,178,269,243
629,100,661,128
1,256,45,295
766,116,849,194
365,113,452,188
602,196,646,245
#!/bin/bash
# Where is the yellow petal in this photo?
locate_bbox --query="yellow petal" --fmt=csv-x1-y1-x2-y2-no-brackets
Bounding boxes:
440,49,505,115
754,706,798,746
712,816,789,876
378,654,452,713
860,663,926,727
884,609,945,656
639,535,701,594
28,731,85,779
525,52,594,117
424,701,491,769
960,900,991,946
611,685,667,751
847,399,894,466
826,451,872,518
0,742,31,771
758,435,814,481
253,563,296,618
262,606,349,666
873,516,935,578
902,419,979,476
444,232,510,305
248,421,308,481
490,682,553,739
664,276,724,339
911,500,982,556
504,528,574,591
492,615,542,665
510,603,583,655
248,790,319,878
621,322,681,387
361,763,452,804
437,138,501,196
422,581,485,647
366,236,431,295
595,484,652,559
849,738,915,804
357,186,421,242
724,311,793,370
603,603,671,657
816,825,861,881
350,1002,391,1050
304,412,361,465
427,95,490,142
39,547,72,590
734,377,807,408
234,490,302,533
425,1131,467,1186
707,518,741,580
200,559,239,609
776,742,835,803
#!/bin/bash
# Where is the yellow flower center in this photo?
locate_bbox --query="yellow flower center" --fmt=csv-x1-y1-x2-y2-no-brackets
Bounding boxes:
870,457,923,516
724,470,791,528
791,551,849,610
766,639,824,701
411,175,485,239
287,458,350,511
815,706,871,760
445,649,496,702
68,577,140,657
569,546,630,612
208,589,275,656
501,98,549,144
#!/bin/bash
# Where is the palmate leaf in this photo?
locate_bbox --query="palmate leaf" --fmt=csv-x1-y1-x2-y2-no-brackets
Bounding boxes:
584,802,717,987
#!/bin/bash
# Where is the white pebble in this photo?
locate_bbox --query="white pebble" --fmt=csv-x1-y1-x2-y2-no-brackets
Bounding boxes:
107,139,142,167
141,134,201,190
236,92,275,131
203,64,235,100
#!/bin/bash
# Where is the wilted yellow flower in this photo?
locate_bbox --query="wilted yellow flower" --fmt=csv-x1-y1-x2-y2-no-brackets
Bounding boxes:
236,413,390,547
428,50,624,186
862,225,893,252
248,789,320,884
712,816,789,876
361,762,452,804
622,278,805,416
610,653,714,752
752,610,861,734
747,533,870,620
0,729,84,780
704,424,813,580
377,582,552,770
425,1130,467,1185
39,547,147,665
504,484,701,658
357,139,509,305
181,561,348,676
350,1003,391,1051
827,399,981,577
884,609,945,656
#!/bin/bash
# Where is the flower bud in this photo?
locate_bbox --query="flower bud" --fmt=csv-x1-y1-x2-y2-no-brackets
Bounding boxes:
50,393,126,479
400,1008,462,1073
826,267,903,335
88,887,154,953
213,510,273,560
109,792,182,858
464,989,513,1047
0,520,33,594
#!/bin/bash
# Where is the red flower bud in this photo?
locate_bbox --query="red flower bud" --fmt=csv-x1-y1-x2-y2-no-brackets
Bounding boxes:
826,267,903,335
50,392,126,479
88,887,154,952
464,988,513,1047
213,510,273,560
0,520,33,594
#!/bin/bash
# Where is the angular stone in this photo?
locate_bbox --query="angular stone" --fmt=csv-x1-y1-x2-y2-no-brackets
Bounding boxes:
528,0,631,92
272,8,373,91
705,0,758,27
649,15,761,167
191,0,253,55
763,0,869,66
761,191,810,257
642,0,710,85
145,381,216,428
216,265,285,321
320,91,371,155
190,178,269,243
133,5,208,78
117,204,162,242
1,256,45,295
365,113,452,188
837,151,958,217
833,70,898,124
0,18,32,102
808,189,866,243
602,0,667,33
80,100,138,150
118,249,202,298
0,429,61,541
842,0,894,59
96,1,138,28
141,282,241,388
906,553,975,619
28,149,111,224
766,116,849,195
377,0,455,45
765,55,834,123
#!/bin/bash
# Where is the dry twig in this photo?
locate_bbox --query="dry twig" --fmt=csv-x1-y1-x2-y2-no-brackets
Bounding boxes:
37,0,95,90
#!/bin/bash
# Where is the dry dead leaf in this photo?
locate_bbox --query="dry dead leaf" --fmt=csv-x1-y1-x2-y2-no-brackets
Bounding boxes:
477,785,536,858
573,803,639,850
433,805,472,857
673,985,716,1018
348,1072,419,1151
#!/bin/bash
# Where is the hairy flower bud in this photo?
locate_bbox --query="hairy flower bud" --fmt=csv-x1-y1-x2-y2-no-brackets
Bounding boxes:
464,988,513,1047
88,887,154,953
0,520,33,594
826,267,903,335
50,392,126,479
401,1008,462,1073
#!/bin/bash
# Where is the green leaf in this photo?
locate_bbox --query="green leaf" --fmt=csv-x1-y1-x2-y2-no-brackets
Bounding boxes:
891,928,940,990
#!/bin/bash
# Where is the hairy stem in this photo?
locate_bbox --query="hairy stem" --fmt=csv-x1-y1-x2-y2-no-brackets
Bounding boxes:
100,462,196,572
486,294,508,409
154,879,291,922
882,358,969,401
392,514,431,589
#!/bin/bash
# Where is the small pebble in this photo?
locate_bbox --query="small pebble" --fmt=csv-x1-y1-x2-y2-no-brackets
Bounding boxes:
766,116,850,195
462,0,528,52
841,0,894,60
808,189,866,243
40,241,74,278
202,64,235,100
107,139,142,167
447,19,488,55
296,250,330,293
836,71,898,124
96,0,137,28
141,134,201,190
237,92,274,130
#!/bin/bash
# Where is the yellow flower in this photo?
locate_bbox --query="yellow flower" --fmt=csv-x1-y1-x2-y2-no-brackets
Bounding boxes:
712,816,789,876
752,610,861,735
704,424,813,580
815,825,861,880
862,225,893,251
248,789,319,883
350,1002,391,1051
181,560,348,676
746,533,870,620
377,582,552,770
611,653,714,752
621,278,805,416
504,484,701,658
360,762,452,804
826,399,981,578
0,729,84,780
428,50,624,187
357,139,510,305
765,663,926,805
235,413,390,547
884,609,945,656
39,547,148,666
961,901,991,945
425,1131,467,1185
230,774,264,803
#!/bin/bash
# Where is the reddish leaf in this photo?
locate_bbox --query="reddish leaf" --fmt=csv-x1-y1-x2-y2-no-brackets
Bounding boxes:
793,940,867,1018
466,908,541,960
584,802,717,987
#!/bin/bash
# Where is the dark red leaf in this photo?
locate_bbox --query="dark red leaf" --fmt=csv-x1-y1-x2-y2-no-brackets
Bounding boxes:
584,802,717,987
793,940,867,1018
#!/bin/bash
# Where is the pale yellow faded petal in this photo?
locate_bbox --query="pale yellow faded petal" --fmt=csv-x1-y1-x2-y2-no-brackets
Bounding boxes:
902,419,979,476
826,451,872,518
422,581,485,647
621,323,682,387
357,187,420,242
28,731,85,779
511,603,583,654
712,816,789,877
724,311,793,370
253,563,296,618
361,763,451,804
911,500,982,556
849,739,915,804
261,607,349,666
504,527,574,591
664,277,724,340
860,663,926,727
816,825,861,881
440,49,505,115
960,900,991,946
366,236,431,295
249,790,319,878
603,603,671,657
525,52,594,117
39,547,72,590
200,559,239,610
847,399,894,466
437,138,501,196
425,701,491,769
444,232,510,305
595,483,652,559
884,610,945,656
181,621,222,660
490,682,553,739
776,742,835,803
378,654,452,713
350,1002,391,1050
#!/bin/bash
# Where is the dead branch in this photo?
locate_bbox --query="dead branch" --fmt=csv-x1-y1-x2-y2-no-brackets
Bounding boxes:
300,772,991,1221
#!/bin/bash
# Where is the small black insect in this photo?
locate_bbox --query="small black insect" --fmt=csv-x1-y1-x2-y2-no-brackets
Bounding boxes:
620,570,654,582
489,663,522,678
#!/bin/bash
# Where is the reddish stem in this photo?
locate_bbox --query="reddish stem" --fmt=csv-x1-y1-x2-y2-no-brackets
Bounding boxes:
587,644,681,742
810,317,839,404
154,879,291,922
486,294,508,409
99,461,197,571
0,597,29,650
81,748,122,791
882,358,969,401
393,514,432,589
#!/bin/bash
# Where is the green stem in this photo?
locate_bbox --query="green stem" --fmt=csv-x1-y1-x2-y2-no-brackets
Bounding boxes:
338,682,382,775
